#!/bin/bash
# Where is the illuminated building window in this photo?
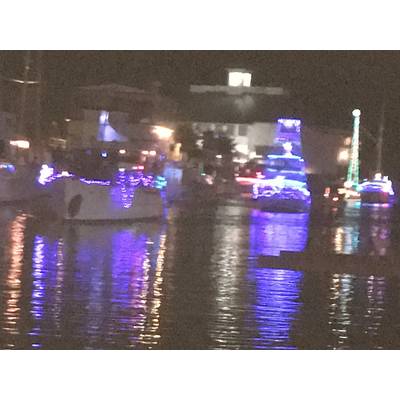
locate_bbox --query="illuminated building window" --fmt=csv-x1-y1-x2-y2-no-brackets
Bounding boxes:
228,70,252,87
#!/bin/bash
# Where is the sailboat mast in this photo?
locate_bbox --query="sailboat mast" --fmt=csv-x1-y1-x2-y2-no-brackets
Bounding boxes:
376,97,385,174
34,51,42,143
17,51,31,135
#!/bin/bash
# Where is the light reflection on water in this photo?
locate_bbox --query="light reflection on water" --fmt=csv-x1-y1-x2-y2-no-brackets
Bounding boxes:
1,201,400,349
248,210,306,349
1,214,26,348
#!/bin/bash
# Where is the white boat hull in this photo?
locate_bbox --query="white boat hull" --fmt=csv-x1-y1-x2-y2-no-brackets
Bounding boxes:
36,178,164,222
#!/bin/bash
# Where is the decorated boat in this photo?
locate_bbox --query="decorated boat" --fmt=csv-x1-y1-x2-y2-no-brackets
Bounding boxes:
359,174,395,205
34,164,166,222
252,119,311,212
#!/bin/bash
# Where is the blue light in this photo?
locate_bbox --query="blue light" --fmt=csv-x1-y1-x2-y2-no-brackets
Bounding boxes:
0,162,16,173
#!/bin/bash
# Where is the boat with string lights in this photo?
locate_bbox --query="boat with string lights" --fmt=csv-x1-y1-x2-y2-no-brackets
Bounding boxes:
359,174,395,205
252,119,311,213
34,146,167,222
343,108,396,205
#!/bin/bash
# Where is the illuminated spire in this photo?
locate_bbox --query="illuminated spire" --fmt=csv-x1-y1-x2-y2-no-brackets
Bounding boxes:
346,109,361,188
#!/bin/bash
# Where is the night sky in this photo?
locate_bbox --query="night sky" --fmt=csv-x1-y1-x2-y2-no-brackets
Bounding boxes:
1,51,400,177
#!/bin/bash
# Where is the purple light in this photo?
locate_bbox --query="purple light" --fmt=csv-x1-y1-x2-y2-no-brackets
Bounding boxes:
79,178,111,186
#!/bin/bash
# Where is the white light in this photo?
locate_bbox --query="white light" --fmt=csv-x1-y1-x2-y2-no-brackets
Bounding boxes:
216,154,222,159
142,150,149,155
228,71,252,87
119,149,127,155
149,150,157,156
9,140,30,149
282,142,293,154
337,149,349,162
64,118,71,122
118,168,126,172
153,126,173,140
344,137,352,146
352,109,361,117
344,181,353,189
99,111,109,124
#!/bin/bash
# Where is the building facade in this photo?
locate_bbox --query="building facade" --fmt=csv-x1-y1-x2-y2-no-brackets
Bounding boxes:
181,68,351,179
65,83,177,151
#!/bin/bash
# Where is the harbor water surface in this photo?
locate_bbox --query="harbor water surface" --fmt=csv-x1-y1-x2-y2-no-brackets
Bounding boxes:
1,200,400,349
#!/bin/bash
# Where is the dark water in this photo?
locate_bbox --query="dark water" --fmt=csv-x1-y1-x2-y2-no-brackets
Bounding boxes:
1,200,400,349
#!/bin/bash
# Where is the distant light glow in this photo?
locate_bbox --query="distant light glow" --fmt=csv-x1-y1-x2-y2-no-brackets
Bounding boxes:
149,150,157,156
352,109,361,117
216,154,222,159
101,151,108,158
119,149,127,155
153,126,173,140
142,150,149,155
338,149,349,162
9,140,30,149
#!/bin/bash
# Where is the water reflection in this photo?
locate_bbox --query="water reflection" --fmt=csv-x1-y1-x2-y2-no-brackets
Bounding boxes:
249,209,309,256
1,214,27,347
1,216,167,349
326,202,392,255
1,200,400,349
61,223,166,349
208,205,249,349
248,209,307,349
